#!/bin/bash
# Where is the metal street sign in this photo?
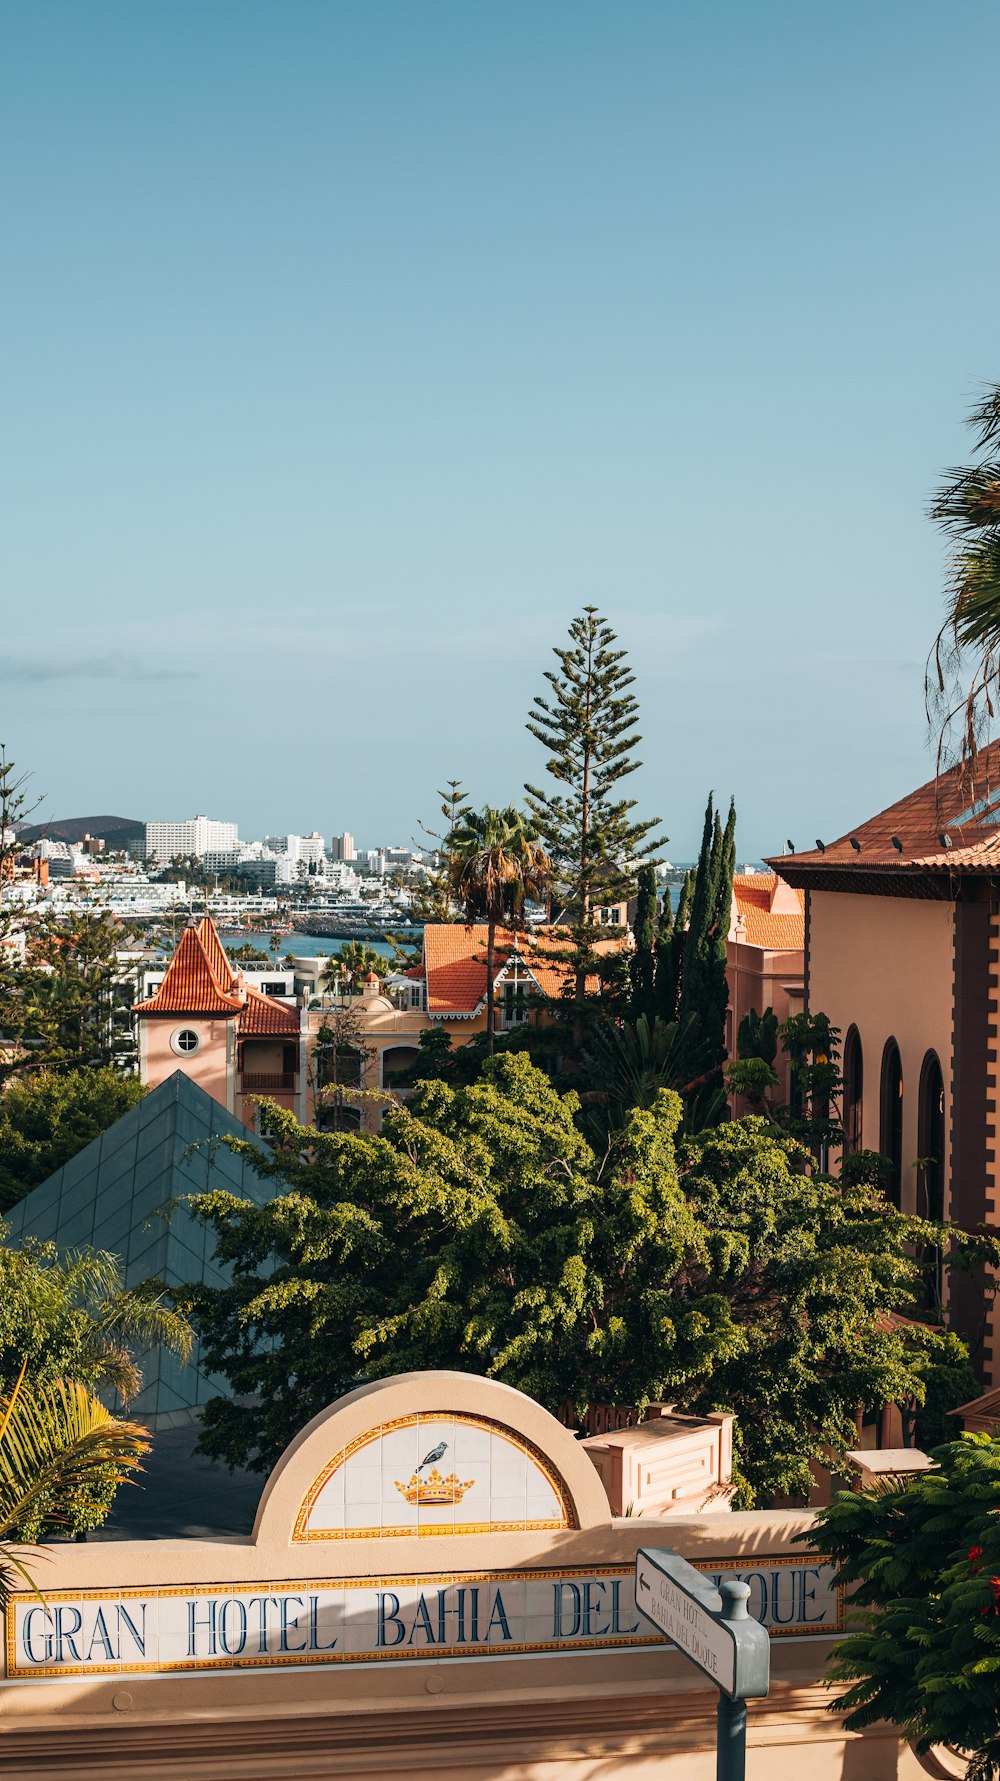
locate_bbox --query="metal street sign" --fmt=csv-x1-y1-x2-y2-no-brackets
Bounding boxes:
635,1548,770,1781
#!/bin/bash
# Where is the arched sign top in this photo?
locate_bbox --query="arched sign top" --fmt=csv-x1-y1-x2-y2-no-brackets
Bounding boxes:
253,1369,612,1548
294,1410,573,1541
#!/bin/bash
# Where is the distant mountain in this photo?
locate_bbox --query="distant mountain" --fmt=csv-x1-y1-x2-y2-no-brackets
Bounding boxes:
17,815,145,848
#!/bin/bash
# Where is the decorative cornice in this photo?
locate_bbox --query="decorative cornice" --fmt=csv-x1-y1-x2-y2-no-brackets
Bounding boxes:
0,1675,872,1778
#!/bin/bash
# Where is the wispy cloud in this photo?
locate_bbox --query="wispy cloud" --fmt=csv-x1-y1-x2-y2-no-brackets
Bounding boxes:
0,654,197,683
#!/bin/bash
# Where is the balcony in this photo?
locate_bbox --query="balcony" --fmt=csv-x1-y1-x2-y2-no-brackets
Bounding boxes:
240,1072,296,1095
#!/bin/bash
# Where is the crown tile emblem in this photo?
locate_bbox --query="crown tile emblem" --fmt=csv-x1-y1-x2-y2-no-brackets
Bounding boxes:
395,1468,475,1506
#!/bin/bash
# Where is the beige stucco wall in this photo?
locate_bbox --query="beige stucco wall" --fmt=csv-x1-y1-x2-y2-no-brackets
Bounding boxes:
0,1371,935,1781
304,1000,490,1129
808,892,953,1210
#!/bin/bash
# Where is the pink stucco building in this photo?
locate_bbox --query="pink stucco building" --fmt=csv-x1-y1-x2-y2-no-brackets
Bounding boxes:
134,916,302,1126
725,872,805,1110
773,741,1000,1386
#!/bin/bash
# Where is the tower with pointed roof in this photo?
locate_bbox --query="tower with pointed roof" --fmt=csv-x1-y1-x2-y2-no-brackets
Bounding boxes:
134,916,302,1126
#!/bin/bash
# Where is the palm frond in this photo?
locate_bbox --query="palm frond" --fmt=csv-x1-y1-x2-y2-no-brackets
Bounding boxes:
0,1374,148,1548
928,384,1000,770
94,1288,194,1364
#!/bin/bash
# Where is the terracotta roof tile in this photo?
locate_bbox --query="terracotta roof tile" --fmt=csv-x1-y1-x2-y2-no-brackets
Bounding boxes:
238,987,300,1036
423,923,627,1016
133,923,243,1016
732,874,805,950
769,738,1000,878
196,915,237,991
135,915,298,1030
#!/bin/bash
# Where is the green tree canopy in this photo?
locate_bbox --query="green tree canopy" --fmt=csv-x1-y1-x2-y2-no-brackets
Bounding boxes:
806,1435,1000,1780
411,778,472,923
0,1067,147,1213
0,1241,192,1535
322,942,389,991
628,863,658,1024
179,1056,953,1503
2,912,135,1083
0,1366,149,1583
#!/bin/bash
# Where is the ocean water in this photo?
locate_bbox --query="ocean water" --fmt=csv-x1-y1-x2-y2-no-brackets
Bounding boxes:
220,932,399,962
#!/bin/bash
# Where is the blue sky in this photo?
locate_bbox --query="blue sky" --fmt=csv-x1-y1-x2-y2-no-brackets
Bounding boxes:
2,0,998,856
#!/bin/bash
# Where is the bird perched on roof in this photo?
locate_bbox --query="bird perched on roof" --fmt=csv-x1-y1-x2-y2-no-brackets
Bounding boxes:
417,1441,448,1473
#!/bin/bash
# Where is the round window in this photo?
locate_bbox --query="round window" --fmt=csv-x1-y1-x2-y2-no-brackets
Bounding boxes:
171,1028,201,1056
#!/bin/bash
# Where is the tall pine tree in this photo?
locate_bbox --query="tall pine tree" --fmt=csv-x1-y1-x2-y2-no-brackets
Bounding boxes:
525,608,665,1038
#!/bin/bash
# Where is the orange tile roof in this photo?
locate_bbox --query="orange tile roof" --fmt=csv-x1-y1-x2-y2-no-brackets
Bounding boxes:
196,915,237,990
770,738,1000,880
134,915,298,1032
423,923,626,1016
133,922,243,1016
238,986,300,1036
732,874,805,951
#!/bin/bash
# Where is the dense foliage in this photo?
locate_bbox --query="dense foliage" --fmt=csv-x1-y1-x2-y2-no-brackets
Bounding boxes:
0,1243,191,1535
180,1054,951,1502
807,1436,1000,1780
676,794,736,1081
1,912,135,1082
0,1366,149,1565
0,1067,146,1212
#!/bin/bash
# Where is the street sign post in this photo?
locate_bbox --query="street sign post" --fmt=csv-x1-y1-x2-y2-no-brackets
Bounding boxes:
634,1548,770,1781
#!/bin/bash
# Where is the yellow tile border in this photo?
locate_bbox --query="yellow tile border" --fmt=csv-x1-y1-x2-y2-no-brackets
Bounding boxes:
292,1411,576,1541
4,1558,843,1680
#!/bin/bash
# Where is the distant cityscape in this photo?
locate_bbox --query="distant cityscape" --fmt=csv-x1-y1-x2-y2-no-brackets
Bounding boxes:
8,806,713,937
10,811,443,931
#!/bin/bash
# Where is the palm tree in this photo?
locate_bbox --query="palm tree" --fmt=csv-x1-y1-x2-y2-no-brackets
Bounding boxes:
0,1357,150,1612
0,1248,194,1409
321,943,387,998
929,384,1000,768
447,807,550,1054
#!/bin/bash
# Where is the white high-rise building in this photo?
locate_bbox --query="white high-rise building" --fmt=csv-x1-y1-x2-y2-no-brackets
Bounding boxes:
297,831,326,865
265,832,327,866
144,815,238,862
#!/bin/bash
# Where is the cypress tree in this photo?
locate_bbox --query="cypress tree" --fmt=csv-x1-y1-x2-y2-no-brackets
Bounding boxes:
525,607,665,1038
655,868,691,1023
629,863,658,1023
678,795,736,1077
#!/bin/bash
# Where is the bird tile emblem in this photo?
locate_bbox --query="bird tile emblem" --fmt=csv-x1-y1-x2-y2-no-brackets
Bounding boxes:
395,1437,474,1504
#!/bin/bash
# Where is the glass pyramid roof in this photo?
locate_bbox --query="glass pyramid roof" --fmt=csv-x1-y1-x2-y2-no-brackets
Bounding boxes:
3,1070,279,1419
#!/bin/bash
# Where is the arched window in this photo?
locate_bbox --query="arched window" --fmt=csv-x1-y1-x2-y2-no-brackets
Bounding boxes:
843,1025,863,1155
879,1039,904,1208
316,1104,362,1134
917,1051,945,1221
917,1051,945,1312
381,1045,421,1093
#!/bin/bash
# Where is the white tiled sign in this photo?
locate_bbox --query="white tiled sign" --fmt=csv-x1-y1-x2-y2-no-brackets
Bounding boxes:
294,1412,572,1540
6,1561,841,1680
